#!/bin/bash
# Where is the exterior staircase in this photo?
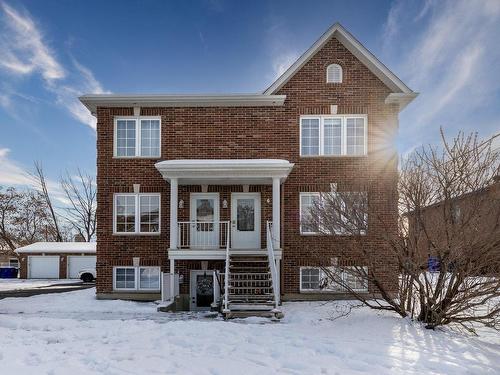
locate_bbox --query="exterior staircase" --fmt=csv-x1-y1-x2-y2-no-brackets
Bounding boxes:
222,253,283,319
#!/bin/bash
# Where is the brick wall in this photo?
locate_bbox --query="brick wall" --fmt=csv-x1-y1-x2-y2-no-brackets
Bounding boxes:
95,36,400,297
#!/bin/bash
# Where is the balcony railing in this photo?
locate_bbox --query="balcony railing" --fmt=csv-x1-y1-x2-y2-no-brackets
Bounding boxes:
177,221,230,249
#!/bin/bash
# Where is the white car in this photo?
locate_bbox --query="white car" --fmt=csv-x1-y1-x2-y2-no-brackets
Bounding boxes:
78,268,96,283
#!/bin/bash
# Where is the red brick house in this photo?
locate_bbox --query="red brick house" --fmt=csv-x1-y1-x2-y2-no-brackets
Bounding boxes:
79,23,416,316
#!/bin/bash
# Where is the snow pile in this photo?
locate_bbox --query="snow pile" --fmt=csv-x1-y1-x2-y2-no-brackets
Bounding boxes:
0,288,498,374
0,279,82,291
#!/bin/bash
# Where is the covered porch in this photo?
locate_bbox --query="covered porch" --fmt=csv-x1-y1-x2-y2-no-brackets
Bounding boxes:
155,159,293,315
155,159,294,255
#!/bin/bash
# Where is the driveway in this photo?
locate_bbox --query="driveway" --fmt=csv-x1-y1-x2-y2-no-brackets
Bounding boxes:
0,280,94,299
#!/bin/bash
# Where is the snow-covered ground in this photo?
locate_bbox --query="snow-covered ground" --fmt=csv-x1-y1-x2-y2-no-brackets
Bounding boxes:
0,278,81,291
0,289,499,375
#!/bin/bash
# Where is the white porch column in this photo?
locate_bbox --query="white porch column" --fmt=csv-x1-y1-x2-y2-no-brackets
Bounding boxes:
169,258,175,301
272,177,281,249
169,178,178,249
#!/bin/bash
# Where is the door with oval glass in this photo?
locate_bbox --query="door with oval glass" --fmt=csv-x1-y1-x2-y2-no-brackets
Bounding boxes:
189,193,219,249
231,193,261,249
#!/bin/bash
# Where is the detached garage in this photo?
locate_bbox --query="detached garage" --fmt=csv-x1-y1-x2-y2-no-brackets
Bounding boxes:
15,242,96,279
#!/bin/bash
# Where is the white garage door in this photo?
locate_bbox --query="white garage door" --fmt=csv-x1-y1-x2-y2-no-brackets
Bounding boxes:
67,256,96,279
28,256,60,279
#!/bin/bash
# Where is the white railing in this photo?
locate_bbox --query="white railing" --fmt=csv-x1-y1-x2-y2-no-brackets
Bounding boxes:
223,222,230,312
266,221,280,308
177,221,229,249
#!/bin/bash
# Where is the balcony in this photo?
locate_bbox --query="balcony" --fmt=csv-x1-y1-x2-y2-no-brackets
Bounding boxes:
177,221,230,250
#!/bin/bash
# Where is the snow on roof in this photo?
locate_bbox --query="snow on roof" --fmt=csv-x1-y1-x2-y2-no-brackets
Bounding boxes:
15,242,96,254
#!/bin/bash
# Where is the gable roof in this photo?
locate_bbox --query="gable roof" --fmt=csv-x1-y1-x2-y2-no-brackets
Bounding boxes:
263,23,417,108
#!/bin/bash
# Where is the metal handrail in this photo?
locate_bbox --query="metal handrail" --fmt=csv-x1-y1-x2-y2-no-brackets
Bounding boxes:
266,221,280,308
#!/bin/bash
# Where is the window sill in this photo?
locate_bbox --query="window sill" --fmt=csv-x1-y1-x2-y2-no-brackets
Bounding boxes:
112,156,161,160
112,232,161,236
299,155,368,158
113,289,160,293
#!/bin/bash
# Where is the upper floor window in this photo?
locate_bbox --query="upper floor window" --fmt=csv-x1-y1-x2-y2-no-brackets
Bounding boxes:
114,117,161,158
114,193,160,234
326,64,343,83
300,115,367,156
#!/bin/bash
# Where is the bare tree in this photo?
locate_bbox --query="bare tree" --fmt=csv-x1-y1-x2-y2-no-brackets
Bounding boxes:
0,186,56,258
32,161,63,242
307,130,500,332
60,169,97,242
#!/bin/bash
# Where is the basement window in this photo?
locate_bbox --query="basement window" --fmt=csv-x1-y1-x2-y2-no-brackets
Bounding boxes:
299,266,368,293
114,266,160,291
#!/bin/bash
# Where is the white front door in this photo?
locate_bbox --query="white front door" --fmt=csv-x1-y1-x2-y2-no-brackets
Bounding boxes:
190,193,220,249
231,193,261,249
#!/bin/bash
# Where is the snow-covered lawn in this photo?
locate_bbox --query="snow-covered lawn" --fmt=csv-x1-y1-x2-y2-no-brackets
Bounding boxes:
0,289,499,375
0,278,81,291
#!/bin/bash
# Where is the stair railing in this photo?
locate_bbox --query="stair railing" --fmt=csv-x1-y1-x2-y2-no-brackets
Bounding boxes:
266,221,280,308
223,221,230,312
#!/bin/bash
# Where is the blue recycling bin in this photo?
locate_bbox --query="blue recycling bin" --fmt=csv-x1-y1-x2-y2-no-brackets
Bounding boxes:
428,256,440,272
0,266,18,278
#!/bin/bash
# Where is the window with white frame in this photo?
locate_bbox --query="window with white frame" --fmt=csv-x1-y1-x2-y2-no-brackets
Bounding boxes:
300,115,366,156
300,193,321,234
300,192,368,235
114,266,160,291
326,64,343,83
114,194,160,234
115,117,160,157
300,266,368,293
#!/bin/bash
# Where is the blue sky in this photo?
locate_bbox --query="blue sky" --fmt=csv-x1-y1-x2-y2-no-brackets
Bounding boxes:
0,0,499,196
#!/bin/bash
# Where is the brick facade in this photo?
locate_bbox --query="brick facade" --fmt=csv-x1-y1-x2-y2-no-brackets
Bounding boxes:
95,36,400,300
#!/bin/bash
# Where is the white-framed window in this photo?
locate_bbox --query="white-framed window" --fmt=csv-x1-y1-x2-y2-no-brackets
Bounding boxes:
299,192,321,234
300,115,367,157
114,193,160,234
113,266,161,291
300,266,368,293
299,192,368,235
114,117,161,158
326,64,343,83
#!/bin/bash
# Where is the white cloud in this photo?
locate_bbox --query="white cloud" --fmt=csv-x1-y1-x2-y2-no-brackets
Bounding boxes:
272,51,299,79
0,1,65,82
385,0,500,153
0,1,107,129
0,148,70,205
0,148,34,186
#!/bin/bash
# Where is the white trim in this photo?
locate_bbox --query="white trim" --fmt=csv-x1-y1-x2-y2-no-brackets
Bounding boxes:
113,193,161,235
113,116,161,158
155,159,294,185
264,23,414,95
113,266,161,291
299,115,367,157
168,249,282,260
80,94,286,114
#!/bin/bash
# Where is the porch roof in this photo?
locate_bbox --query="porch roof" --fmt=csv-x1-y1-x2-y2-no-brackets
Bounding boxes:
155,159,294,185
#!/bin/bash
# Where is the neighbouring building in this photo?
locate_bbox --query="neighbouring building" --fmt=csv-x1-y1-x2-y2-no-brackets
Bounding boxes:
408,176,500,271
79,23,417,316
16,242,96,279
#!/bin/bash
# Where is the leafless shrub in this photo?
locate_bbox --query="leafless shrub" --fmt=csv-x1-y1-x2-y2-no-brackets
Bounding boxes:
307,130,500,332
